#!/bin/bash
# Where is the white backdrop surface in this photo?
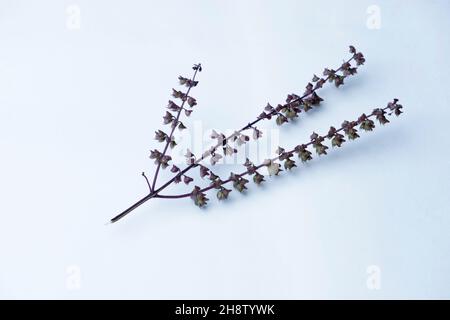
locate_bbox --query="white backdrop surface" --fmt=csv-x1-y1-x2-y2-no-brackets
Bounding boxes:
0,0,449,299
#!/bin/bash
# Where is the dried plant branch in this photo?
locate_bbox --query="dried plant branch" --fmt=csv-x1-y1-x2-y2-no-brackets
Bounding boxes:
110,46,403,223
154,99,403,203
150,65,201,191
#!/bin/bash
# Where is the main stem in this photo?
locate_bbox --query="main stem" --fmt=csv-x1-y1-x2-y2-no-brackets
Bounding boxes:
110,193,155,223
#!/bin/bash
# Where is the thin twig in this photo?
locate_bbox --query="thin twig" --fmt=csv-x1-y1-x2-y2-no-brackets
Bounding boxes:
142,172,152,193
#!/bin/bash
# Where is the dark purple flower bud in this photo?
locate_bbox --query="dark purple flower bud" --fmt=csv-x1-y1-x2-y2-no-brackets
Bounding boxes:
154,130,167,142
331,133,345,147
310,132,319,141
233,177,249,192
279,151,290,161
388,99,403,116
167,100,181,112
310,92,323,105
349,45,356,54
354,52,365,66
357,113,368,123
170,165,180,173
163,111,174,125
265,103,274,112
192,63,202,72
342,120,360,139
160,155,172,169
187,96,197,107
229,172,238,182
312,74,320,82
169,138,177,149
324,69,336,81
334,75,344,87
172,89,186,100
373,108,390,125
183,175,193,185
327,126,337,138
173,174,182,184
187,79,199,87
258,112,268,120
284,106,298,119
210,178,223,189
253,171,265,185
394,105,403,116
217,187,231,200
276,114,288,126
178,122,186,131
209,172,219,181
341,61,351,71
284,157,296,170
190,186,208,207
199,165,210,179
295,144,313,162
359,114,375,131
149,149,161,159
314,78,325,89
313,138,328,155
178,76,188,86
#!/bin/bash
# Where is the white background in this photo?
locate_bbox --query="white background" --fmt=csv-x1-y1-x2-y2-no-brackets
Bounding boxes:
1,0,449,299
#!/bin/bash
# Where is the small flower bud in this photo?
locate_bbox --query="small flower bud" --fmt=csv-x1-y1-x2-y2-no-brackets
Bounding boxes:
190,186,208,207
183,175,193,185
276,114,288,126
295,145,312,162
163,111,174,125
178,122,186,131
154,130,167,142
199,165,210,179
217,187,231,200
253,172,265,185
284,158,296,170
331,133,345,147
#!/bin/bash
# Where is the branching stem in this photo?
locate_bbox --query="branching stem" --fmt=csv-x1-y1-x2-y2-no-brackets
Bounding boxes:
110,53,365,223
